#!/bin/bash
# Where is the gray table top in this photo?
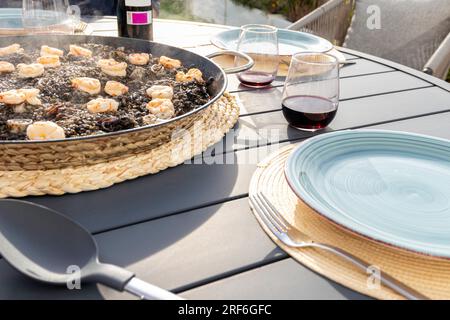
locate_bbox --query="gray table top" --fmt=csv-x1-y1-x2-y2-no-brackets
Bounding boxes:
1,19,449,300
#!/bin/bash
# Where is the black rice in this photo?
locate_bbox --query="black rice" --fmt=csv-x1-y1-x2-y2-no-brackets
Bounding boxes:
0,43,210,140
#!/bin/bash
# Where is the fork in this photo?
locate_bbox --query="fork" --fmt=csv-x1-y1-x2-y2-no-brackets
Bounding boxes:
250,192,429,300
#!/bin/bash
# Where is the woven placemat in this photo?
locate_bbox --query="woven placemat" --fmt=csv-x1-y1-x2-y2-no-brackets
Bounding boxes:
0,93,239,198
249,144,450,300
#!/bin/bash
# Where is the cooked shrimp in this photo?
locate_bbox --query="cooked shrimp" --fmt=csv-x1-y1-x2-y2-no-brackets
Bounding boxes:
128,53,150,65
37,55,61,68
17,63,45,78
159,56,181,69
40,45,64,57
0,61,15,73
176,68,203,83
104,81,129,97
97,59,127,77
0,90,26,105
86,98,119,114
69,45,92,57
142,114,164,125
146,85,173,100
71,77,101,95
12,103,26,114
146,98,175,119
7,119,32,134
26,121,65,140
0,44,23,57
19,88,42,106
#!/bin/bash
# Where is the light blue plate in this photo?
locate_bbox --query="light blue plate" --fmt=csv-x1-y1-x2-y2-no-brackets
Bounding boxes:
0,8,23,29
285,130,450,258
0,8,66,31
211,28,333,56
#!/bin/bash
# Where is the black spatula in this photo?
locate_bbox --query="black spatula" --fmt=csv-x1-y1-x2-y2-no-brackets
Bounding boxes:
0,199,182,300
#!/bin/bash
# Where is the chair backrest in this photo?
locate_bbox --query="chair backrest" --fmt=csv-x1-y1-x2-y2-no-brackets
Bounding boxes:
288,0,355,46
343,0,450,70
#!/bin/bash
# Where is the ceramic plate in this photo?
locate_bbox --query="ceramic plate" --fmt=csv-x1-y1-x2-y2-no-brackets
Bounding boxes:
0,8,70,35
285,130,450,258
211,28,333,56
0,8,24,30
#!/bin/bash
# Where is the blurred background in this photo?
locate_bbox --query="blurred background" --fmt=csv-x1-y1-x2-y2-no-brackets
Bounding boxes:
2,0,325,27
2,0,449,80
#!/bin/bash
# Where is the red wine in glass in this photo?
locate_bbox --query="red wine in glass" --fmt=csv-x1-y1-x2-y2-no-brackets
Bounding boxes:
282,95,337,131
237,71,276,88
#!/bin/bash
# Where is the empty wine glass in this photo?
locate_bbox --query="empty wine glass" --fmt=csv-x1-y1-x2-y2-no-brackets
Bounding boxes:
22,0,74,34
282,52,339,131
236,24,279,88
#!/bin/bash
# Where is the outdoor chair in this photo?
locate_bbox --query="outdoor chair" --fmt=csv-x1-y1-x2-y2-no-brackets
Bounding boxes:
288,0,450,79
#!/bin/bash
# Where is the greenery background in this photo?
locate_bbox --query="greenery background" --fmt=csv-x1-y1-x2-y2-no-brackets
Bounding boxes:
160,0,200,21
160,0,326,22
230,0,327,21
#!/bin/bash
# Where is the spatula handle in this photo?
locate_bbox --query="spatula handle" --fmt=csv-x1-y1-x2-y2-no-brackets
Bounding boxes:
125,277,184,300
91,263,182,300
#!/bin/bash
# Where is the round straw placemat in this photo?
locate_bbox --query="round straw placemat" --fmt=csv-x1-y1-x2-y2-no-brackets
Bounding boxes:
249,144,450,300
0,93,239,198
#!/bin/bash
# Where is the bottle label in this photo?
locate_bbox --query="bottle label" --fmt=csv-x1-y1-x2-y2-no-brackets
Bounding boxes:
125,0,151,6
127,11,152,25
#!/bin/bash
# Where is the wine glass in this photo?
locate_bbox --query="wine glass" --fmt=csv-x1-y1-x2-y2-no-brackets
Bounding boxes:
236,24,279,88
22,0,74,34
281,52,339,131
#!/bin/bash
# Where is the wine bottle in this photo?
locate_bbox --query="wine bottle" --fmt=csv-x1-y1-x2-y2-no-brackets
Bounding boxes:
117,0,153,41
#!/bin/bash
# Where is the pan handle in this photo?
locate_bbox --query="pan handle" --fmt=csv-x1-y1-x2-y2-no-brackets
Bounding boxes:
206,50,254,74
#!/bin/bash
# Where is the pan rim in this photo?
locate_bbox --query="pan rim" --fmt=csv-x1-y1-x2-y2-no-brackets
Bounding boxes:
0,35,228,145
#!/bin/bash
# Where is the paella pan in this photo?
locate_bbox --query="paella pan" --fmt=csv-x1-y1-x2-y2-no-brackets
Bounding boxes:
0,35,252,170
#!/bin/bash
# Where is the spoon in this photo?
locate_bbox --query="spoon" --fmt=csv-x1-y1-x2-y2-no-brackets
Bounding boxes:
0,199,182,300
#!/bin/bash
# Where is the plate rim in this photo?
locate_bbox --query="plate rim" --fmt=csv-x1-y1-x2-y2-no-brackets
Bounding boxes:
0,8,67,32
284,129,450,259
210,27,333,55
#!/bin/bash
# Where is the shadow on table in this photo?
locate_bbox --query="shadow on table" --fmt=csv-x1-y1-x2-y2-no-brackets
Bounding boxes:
4,152,239,299
286,122,334,142
329,281,372,300
0,261,104,299
29,150,239,232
